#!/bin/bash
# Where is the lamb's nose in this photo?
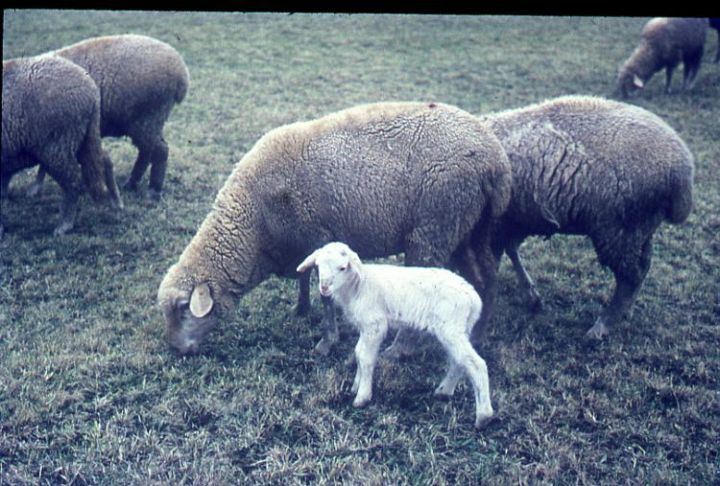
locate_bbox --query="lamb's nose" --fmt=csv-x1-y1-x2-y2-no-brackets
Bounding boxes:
320,284,330,296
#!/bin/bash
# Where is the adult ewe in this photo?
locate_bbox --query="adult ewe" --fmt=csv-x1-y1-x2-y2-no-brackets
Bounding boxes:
2,55,121,237
158,102,511,356
30,34,189,200
618,17,707,97
479,95,694,340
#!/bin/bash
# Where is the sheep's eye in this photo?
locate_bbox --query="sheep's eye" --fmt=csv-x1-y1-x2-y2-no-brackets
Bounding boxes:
339,265,347,272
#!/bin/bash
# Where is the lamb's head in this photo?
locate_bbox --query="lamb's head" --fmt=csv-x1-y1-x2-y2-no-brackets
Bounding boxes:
157,263,221,356
296,242,362,299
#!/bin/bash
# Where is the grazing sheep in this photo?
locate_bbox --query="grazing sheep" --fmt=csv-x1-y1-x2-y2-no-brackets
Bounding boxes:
157,102,511,356
296,242,494,428
710,18,720,63
473,95,694,340
618,17,707,97
2,55,122,237
30,34,189,200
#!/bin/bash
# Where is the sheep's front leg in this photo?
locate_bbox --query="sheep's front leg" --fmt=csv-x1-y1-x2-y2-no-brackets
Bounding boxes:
506,241,542,312
314,295,339,355
351,320,387,408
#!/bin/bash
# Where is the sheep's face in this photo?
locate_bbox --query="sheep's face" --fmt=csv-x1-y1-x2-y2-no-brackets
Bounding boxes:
618,70,644,98
296,242,361,299
159,267,219,356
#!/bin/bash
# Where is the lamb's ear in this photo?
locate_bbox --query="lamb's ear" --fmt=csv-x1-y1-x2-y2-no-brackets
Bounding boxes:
633,74,644,89
189,283,214,318
296,250,319,273
348,250,362,269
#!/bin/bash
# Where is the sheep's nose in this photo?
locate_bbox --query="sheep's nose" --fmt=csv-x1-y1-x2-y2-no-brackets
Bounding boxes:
319,284,331,296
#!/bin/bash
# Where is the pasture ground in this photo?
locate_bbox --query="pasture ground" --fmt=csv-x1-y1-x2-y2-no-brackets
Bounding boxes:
1,11,719,484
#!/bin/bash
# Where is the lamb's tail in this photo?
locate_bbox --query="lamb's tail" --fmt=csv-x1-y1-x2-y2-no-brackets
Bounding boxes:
666,161,694,224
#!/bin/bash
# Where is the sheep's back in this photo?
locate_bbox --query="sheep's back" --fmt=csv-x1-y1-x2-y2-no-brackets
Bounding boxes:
488,96,694,236
56,35,189,134
228,102,509,270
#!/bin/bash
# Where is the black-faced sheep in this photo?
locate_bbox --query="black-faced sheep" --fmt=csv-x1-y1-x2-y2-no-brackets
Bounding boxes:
297,242,494,428
474,95,694,340
30,34,190,200
157,102,511,356
2,55,122,237
618,17,708,98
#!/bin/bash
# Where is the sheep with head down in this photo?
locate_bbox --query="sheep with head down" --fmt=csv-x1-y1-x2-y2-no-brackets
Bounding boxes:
617,17,707,98
157,102,511,356
1,54,122,237
477,95,694,340
29,34,190,200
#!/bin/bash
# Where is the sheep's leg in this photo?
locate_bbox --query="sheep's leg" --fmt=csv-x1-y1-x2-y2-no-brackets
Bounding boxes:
43,167,81,236
436,330,494,428
664,65,676,94
296,272,311,316
351,321,387,407
314,295,339,356
26,168,47,197
586,236,653,339
102,150,123,211
434,359,465,398
682,52,702,91
506,240,542,312
147,137,169,200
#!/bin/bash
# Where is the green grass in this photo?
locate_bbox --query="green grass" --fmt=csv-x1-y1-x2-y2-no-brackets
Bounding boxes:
2,11,719,484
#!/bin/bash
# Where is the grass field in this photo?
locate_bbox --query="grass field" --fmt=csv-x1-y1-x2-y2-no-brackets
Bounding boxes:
1,10,719,484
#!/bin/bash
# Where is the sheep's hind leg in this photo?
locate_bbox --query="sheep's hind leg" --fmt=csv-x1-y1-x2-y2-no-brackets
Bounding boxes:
434,359,465,399
506,240,542,312
314,295,339,356
587,236,653,340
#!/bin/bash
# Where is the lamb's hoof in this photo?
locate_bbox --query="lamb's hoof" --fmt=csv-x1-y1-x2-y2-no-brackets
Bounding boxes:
433,389,453,402
26,183,42,198
475,413,496,430
381,343,412,361
352,396,370,408
585,319,609,340
314,337,334,356
53,222,74,236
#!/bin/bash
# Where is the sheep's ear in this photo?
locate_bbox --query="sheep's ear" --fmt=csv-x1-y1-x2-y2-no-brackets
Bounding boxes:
296,250,319,273
633,74,644,89
348,250,362,269
189,283,213,318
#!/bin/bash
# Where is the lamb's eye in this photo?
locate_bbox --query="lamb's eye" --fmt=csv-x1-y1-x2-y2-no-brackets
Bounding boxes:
339,265,347,272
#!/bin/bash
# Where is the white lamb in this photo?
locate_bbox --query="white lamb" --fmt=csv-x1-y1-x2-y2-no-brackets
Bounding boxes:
296,242,494,428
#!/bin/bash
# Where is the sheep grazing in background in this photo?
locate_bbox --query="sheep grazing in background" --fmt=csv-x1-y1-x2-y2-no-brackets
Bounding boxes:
478,95,694,340
157,102,511,356
29,34,190,200
710,18,720,63
618,17,707,98
1,55,122,237
296,242,494,428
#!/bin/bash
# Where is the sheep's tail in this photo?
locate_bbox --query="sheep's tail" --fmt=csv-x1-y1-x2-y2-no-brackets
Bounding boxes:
174,63,190,104
666,162,694,224
77,104,108,202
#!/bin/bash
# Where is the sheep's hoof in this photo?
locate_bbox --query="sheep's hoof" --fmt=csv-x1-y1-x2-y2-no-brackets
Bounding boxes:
53,221,74,236
314,337,334,356
352,396,370,408
475,413,495,430
123,179,139,192
433,389,453,402
585,319,609,340
295,301,310,317
26,183,42,198
526,293,543,313
148,188,162,202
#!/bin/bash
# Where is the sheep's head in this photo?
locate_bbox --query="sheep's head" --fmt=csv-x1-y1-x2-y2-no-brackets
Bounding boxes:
157,264,219,356
296,242,362,299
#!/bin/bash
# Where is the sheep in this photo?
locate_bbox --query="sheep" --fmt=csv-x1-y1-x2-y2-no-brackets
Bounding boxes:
710,18,720,63
618,17,708,98
2,54,122,237
29,34,190,200
157,101,511,356
470,95,694,341
296,242,494,428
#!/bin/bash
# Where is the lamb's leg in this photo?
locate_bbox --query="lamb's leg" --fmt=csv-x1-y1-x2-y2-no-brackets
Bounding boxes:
26,168,47,197
314,295,339,356
437,330,494,428
434,358,465,398
506,240,542,312
586,235,653,339
351,321,387,407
